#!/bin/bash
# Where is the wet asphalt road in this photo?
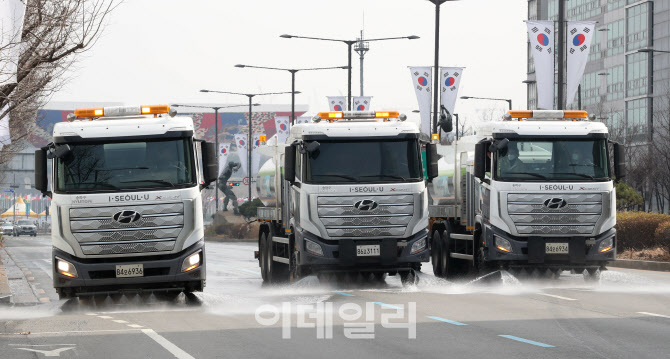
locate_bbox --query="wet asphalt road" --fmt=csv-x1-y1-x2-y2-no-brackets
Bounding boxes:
1,235,670,358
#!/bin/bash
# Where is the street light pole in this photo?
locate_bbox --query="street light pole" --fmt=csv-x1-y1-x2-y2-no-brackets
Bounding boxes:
460,96,513,111
280,34,419,111
557,0,566,110
432,0,442,135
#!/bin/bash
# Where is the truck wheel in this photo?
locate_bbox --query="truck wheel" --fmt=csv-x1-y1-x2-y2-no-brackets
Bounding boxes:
439,231,458,279
259,232,269,282
266,232,288,283
431,230,443,277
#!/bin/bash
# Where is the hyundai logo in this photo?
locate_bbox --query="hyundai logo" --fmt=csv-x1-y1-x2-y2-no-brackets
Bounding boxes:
112,210,142,224
543,198,568,209
354,199,378,211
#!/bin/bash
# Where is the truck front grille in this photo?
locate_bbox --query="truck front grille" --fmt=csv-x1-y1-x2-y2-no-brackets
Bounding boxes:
69,203,184,255
317,195,414,238
507,193,602,235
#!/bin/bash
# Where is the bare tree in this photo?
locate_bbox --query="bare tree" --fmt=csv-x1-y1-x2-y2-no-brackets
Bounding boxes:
0,0,117,168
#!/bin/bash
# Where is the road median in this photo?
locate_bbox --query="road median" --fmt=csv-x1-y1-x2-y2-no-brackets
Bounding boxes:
609,259,670,272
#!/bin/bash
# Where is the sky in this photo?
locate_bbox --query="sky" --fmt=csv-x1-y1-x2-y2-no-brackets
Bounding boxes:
51,0,528,126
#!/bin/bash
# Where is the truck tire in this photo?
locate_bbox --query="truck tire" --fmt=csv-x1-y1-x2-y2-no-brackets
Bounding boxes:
260,232,269,282
439,226,459,279
266,231,288,283
431,230,443,277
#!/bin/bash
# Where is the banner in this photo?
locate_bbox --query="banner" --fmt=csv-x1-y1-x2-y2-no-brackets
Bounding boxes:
352,96,372,111
274,115,290,144
234,134,248,175
327,96,346,111
526,20,555,109
566,21,596,107
252,134,265,177
409,66,432,136
218,143,230,176
0,0,26,150
440,67,464,116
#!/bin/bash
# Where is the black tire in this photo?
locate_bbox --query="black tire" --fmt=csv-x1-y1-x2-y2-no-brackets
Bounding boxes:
431,230,443,277
266,231,288,283
259,232,269,282
476,247,496,277
439,228,461,279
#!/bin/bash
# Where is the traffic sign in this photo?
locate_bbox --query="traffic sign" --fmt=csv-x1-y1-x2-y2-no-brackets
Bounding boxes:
243,177,249,185
4,189,14,193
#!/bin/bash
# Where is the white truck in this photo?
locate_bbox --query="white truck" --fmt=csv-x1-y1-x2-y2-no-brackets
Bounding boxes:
428,110,624,280
255,110,437,284
34,104,218,298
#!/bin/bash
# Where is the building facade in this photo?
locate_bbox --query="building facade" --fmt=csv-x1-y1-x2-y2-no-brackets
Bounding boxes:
526,0,670,144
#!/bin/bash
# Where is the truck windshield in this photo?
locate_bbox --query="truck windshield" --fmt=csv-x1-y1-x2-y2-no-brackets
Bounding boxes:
495,139,609,181
56,138,195,193
305,139,422,184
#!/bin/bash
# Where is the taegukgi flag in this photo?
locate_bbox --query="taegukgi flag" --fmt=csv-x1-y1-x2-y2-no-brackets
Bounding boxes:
526,20,555,109
274,115,290,144
218,143,230,176
327,96,346,111
234,134,248,175
409,66,432,136
252,134,265,177
566,21,596,107
0,0,27,150
352,96,372,111
440,67,464,116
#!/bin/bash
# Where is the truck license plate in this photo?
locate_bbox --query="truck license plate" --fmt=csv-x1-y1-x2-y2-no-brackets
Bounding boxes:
357,245,380,256
545,243,569,254
116,264,144,278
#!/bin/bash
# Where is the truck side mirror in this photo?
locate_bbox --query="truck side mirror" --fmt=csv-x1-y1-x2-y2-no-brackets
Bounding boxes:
474,142,487,181
201,142,218,186
613,142,626,180
284,144,296,183
34,149,50,196
425,143,439,181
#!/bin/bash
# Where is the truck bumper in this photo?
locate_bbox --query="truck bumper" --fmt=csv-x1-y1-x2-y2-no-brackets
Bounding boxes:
296,229,430,272
53,240,206,295
483,224,616,268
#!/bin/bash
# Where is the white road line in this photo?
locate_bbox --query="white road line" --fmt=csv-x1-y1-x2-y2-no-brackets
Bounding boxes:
35,259,53,280
127,324,144,328
8,344,76,346
98,316,113,319
537,293,577,301
638,312,670,319
112,320,128,324
141,329,195,359
86,313,97,316
0,329,141,336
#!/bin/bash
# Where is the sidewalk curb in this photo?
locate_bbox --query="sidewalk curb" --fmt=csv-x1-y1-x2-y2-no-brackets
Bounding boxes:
609,259,670,272
0,248,13,304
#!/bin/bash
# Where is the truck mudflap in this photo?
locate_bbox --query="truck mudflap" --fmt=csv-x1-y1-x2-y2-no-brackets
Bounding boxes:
484,225,616,268
297,229,430,270
52,240,206,296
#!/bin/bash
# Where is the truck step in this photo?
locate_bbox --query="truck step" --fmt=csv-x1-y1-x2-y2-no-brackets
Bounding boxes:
450,253,474,260
450,234,474,241
272,236,289,244
272,256,290,264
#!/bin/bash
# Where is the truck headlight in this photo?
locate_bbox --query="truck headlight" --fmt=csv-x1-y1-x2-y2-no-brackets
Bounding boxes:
56,257,78,278
181,250,202,272
411,237,427,254
305,239,323,256
598,236,614,253
495,236,512,253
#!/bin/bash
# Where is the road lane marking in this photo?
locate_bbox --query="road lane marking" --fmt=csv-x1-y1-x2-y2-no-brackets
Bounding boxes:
499,335,555,348
334,292,355,297
112,320,128,324
127,324,144,328
141,329,195,359
236,268,261,275
426,316,467,326
0,329,141,336
97,316,113,319
638,312,670,319
537,293,577,301
374,302,402,310
15,347,75,356
9,344,77,346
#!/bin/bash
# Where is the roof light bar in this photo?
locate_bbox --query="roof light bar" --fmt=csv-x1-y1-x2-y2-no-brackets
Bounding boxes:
506,110,588,120
316,111,400,120
74,104,171,118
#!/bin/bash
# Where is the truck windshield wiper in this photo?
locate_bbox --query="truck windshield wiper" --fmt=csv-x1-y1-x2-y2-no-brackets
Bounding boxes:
120,179,175,187
358,174,407,181
311,174,358,181
550,172,595,180
504,172,549,180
